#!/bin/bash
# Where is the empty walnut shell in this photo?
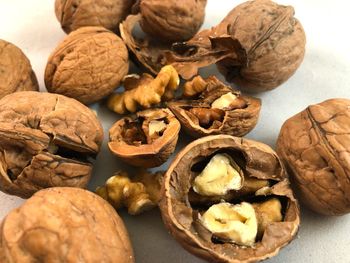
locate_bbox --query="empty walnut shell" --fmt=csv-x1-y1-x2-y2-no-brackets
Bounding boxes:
160,135,300,262
45,26,129,105
0,187,134,263
109,108,180,168
168,76,261,138
139,0,207,42
0,91,103,198
55,0,136,34
167,0,306,92
0,40,38,100
277,98,350,216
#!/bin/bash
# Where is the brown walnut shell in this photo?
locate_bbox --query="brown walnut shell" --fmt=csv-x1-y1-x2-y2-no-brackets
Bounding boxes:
167,0,306,92
0,91,103,198
109,108,180,168
277,98,350,216
55,0,136,34
160,135,300,263
0,187,134,263
0,40,38,100
139,0,207,42
45,26,129,105
168,76,261,138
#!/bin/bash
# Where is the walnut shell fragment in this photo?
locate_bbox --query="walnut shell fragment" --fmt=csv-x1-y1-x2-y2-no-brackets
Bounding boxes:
277,98,350,216
0,40,38,99
168,76,261,138
0,91,103,198
138,0,207,42
0,187,134,263
160,135,300,263
55,0,136,34
167,0,306,92
45,26,129,104
109,108,180,167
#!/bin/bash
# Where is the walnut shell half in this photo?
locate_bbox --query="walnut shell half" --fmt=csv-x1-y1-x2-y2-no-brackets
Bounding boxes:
160,135,299,263
109,108,180,168
0,91,103,198
45,26,129,105
277,98,350,216
0,40,38,100
0,187,134,263
168,76,261,138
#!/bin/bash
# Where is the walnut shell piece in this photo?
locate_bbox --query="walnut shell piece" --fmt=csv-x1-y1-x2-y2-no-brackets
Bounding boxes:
45,26,129,105
277,98,350,216
168,76,261,138
160,135,300,263
0,187,134,263
109,108,180,168
0,91,103,198
0,40,38,99
55,0,136,34
139,0,207,42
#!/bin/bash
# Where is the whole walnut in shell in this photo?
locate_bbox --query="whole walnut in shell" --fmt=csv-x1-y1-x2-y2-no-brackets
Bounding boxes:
160,135,300,262
55,0,136,34
138,0,207,42
0,187,134,263
277,98,350,216
0,91,103,198
45,26,129,105
0,40,38,100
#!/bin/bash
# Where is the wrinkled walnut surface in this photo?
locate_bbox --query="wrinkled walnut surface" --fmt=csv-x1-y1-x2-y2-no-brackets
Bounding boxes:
55,0,136,34
45,26,129,104
0,91,103,198
139,0,207,42
0,40,38,100
0,187,134,263
109,108,180,168
277,98,350,216
160,135,299,263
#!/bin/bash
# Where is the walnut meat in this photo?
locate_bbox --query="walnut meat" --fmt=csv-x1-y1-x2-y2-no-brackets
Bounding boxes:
0,187,134,263
277,98,350,216
139,0,207,42
55,0,136,34
109,108,180,168
168,76,261,137
45,26,129,105
160,135,300,262
0,91,103,198
0,40,38,99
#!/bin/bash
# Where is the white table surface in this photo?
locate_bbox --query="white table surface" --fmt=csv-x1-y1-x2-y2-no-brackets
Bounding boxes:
1,0,350,262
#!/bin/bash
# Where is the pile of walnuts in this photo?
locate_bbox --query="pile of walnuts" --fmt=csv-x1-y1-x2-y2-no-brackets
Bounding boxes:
0,0,348,263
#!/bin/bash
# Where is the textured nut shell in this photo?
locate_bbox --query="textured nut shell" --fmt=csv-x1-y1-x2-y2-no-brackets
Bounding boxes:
45,26,129,104
160,135,300,263
0,91,103,198
0,40,38,99
109,108,180,168
0,187,134,263
55,0,135,34
277,98,350,216
140,0,207,42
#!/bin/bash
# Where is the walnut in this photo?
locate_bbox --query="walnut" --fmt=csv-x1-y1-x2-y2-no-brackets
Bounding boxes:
107,65,179,114
0,40,38,100
45,26,129,105
160,135,300,262
138,0,207,42
277,98,350,216
55,0,136,34
0,187,134,263
168,76,261,137
109,108,180,168
0,91,103,198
